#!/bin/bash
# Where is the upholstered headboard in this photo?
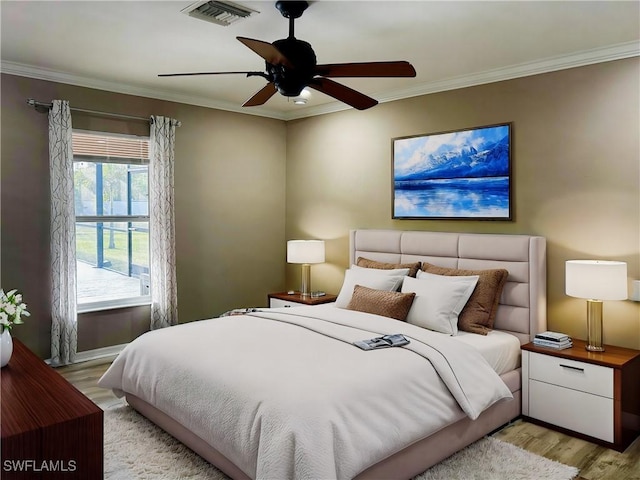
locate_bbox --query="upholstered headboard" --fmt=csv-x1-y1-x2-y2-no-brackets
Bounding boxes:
349,230,547,343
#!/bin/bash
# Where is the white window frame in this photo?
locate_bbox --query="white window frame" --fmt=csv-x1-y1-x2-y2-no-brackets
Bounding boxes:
73,130,152,313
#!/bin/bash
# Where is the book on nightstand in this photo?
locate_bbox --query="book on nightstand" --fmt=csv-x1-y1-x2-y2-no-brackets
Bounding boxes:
533,331,572,349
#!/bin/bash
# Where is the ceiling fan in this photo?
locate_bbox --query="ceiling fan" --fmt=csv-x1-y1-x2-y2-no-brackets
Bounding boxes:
159,1,416,110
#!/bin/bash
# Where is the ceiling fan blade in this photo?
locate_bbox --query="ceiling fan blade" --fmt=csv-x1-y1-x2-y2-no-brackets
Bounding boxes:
243,83,278,107
237,37,294,68
308,78,378,110
314,61,416,78
158,71,262,77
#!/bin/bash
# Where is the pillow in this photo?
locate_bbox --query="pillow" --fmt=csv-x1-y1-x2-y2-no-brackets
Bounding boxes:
335,268,406,308
420,263,509,335
356,257,421,277
351,264,411,276
346,285,416,321
402,272,479,335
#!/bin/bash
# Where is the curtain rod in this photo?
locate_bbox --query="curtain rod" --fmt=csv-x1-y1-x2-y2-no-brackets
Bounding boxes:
26,99,181,127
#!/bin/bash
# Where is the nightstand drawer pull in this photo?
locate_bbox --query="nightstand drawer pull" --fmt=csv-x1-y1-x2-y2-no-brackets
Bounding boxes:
559,364,584,372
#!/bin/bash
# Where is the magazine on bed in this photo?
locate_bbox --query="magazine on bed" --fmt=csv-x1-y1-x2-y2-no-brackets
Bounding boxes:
354,334,410,350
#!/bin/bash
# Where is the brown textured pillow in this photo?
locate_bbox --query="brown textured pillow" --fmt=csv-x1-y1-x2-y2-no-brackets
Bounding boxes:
420,263,509,335
356,257,421,277
346,285,416,321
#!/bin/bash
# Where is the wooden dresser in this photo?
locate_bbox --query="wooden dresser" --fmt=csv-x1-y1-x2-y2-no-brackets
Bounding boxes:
1,339,103,479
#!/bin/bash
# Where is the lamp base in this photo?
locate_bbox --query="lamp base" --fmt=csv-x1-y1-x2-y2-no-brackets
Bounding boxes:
300,264,311,296
585,299,605,352
585,344,605,352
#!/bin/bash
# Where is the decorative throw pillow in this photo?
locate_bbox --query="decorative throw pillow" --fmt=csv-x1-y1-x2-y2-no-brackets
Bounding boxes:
335,268,406,308
356,257,421,277
402,273,479,335
420,263,509,335
350,264,411,276
347,285,416,321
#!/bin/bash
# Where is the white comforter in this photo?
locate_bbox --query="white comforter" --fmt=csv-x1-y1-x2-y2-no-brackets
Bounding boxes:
99,305,512,480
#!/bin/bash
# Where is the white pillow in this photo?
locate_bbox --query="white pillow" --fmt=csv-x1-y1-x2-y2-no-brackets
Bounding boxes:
401,272,479,335
335,268,407,308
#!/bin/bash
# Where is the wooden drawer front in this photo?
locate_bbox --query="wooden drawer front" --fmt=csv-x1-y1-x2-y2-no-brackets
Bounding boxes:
529,352,613,398
530,380,614,442
270,298,302,308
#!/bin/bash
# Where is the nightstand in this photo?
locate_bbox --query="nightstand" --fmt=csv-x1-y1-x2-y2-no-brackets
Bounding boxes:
268,291,337,308
521,339,640,451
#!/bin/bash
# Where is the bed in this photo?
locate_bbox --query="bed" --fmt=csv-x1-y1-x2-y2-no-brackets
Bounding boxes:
99,229,546,480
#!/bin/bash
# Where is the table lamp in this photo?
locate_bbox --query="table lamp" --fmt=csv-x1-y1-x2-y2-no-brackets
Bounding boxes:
287,240,325,296
565,260,627,352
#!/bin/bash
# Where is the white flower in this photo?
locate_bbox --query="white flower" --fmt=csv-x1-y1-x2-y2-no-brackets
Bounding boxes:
0,288,29,333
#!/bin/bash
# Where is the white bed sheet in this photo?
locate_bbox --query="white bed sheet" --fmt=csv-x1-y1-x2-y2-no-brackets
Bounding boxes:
450,330,521,375
322,303,521,375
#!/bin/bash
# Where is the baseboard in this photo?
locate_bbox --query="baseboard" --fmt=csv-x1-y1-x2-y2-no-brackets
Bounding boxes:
75,343,127,363
46,343,127,365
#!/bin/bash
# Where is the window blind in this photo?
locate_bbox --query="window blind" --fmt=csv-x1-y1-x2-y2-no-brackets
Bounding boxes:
72,132,149,162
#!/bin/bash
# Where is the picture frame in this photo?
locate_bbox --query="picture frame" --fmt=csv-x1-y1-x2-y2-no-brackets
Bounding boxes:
392,123,512,220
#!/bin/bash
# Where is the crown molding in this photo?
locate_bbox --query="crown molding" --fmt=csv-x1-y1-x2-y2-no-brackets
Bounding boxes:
1,61,288,121
284,41,640,120
3,41,638,122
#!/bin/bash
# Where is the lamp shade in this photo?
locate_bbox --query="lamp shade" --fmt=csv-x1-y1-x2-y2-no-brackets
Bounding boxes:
287,240,325,264
566,260,628,300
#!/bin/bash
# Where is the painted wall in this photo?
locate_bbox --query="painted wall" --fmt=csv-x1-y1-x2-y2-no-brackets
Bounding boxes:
285,59,640,349
1,74,287,358
2,58,638,357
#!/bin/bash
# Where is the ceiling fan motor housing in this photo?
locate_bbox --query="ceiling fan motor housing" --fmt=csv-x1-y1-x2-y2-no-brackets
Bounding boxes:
275,1,308,19
271,38,316,96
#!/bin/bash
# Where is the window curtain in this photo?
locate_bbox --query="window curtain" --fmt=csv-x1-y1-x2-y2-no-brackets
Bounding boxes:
149,116,178,329
49,100,77,365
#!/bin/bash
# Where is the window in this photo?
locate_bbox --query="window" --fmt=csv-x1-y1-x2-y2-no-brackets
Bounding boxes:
73,131,151,312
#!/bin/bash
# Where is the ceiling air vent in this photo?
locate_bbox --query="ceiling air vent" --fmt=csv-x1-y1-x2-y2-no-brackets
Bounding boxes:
181,1,259,26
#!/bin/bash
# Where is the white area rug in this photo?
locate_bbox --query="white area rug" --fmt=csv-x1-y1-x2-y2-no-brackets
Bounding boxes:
105,406,579,480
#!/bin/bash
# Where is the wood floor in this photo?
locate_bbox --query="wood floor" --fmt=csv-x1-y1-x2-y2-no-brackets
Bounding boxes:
57,358,640,480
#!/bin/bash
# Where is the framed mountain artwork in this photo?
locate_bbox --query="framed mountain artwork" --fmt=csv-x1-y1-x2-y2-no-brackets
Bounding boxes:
392,123,512,220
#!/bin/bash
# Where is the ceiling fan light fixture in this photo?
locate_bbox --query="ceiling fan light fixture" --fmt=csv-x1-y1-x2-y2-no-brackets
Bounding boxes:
293,88,311,105
181,1,258,27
